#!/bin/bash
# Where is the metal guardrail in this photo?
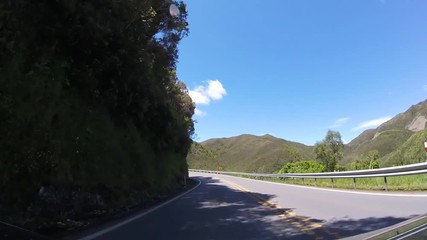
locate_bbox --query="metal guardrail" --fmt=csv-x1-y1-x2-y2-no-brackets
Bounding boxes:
189,162,427,191
365,214,427,240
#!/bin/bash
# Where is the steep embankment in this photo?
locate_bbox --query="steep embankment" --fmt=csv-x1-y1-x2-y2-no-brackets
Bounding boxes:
0,0,193,234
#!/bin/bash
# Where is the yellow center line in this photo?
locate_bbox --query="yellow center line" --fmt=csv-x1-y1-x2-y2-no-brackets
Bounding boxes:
220,178,343,239
220,179,323,238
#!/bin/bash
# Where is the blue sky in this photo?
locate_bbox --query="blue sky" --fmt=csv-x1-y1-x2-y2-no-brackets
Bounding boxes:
176,0,427,145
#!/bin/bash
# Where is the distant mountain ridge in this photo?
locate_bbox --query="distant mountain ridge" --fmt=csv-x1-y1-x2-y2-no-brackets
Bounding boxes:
188,134,314,173
187,99,427,172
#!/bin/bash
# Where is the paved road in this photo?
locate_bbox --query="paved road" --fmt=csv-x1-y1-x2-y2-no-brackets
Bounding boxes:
81,172,427,240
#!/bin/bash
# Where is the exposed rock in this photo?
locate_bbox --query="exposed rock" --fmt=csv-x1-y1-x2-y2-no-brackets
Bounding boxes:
373,132,381,139
406,116,427,132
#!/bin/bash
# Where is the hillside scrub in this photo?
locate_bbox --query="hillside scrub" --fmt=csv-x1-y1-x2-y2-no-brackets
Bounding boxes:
187,134,315,173
382,129,427,166
343,100,427,165
344,130,412,165
278,160,325,174
347,150,380,170
188,120,427,175
0,0,194,233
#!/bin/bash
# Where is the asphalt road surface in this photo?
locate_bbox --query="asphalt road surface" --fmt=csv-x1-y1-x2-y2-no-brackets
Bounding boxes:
81,172,427,240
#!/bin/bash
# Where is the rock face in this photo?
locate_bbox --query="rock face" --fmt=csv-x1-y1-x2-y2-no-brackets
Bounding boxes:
406,116,427,132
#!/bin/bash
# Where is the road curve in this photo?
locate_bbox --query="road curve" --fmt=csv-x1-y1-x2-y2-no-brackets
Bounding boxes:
81,172,427,240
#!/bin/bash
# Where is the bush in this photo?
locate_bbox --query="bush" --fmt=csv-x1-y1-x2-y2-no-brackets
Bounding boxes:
278,160,326,174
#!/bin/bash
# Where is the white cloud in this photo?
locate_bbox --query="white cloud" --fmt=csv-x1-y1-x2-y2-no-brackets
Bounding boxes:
189,88,210,105
206,80,227,100
352,116,392,131
189,80,226,117
329,117,350,128
189,80,226,105
423,84,427,91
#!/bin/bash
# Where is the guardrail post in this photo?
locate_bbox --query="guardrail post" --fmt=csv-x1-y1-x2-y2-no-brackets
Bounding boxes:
353,178,356,190
384,176,388,191
331,178,334,188
315,178,317,186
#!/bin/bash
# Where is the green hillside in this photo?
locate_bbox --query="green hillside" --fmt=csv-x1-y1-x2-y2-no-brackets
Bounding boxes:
188,134,314,173
187,142,219,170
344,99,427,165
381,128,427,166
343,129,413,165
188,99,427,173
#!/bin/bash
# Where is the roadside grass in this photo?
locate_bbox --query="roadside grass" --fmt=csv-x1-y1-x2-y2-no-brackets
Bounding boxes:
240,174,427,191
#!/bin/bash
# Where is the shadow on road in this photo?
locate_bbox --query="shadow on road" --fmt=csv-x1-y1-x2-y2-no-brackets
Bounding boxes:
179,176,414,240
178,176,299,240
0,176,415,240
321,216,411,238
56,176,418,240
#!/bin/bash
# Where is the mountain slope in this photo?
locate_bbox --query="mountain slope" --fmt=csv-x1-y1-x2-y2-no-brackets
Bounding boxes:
344,99,427,165
188,134,314,173
188,99,427,172
381,128,427,166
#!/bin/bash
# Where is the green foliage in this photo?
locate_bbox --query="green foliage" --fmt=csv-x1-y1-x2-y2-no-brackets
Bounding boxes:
285,146,302,162
278,160,325,174
0,0,193,229
349,150,380,170
344,130,412,165
382,129,427,166
334,164,346,171
348,150,381,170
314,130,344,172
186,142,220,170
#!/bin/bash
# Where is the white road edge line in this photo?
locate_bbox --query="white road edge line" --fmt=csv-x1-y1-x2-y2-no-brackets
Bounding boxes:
78,179,202,240
0,220,48,239
394,223,427,240
191,172,427,197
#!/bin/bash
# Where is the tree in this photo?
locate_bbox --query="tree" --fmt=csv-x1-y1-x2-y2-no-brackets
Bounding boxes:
284,146,301,162
278,160,325,174
0,0,194,230
367,150,380,169
349,150,380,170
314,130,344,172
